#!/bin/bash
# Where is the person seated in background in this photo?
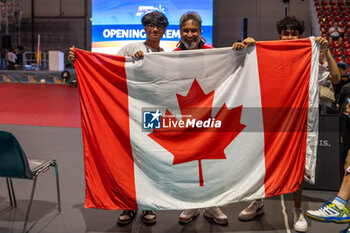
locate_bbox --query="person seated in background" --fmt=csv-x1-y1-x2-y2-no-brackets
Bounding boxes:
237,16,340,233
328,22,344,45
306,148,350,233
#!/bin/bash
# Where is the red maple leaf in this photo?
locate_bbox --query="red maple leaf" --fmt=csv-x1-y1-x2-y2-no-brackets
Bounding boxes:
148,79,246,186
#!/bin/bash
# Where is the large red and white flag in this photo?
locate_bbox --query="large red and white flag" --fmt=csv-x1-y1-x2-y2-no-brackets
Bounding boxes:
74,37,319,210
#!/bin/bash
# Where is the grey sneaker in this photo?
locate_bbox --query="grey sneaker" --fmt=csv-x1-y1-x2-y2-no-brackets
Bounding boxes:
238,200,264,221
179,209,200,224
204,206,229,225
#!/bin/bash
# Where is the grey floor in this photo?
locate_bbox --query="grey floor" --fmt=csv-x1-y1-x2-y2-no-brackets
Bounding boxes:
0,124,348,233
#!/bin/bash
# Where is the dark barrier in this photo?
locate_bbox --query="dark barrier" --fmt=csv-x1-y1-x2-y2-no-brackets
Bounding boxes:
303,114,350,191
0,69,76,83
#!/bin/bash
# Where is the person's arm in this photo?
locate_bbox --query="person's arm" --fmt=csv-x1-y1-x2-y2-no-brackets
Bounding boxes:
315,37,340,84
232,37,256,50
346,103,350,116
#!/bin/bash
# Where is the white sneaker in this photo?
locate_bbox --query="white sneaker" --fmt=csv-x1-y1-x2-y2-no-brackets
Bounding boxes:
179,209,200,224
293,208,308,232
238,200,264,221
306,200,350,223
204,206,229,225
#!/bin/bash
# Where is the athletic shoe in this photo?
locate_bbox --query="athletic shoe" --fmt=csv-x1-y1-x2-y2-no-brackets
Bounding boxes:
117,210,137,225
306,200,350,223
179,209,200,224
238,199,264,221
341,224,350,233
204,206,229,225
293,208,308,232
141,210,157,224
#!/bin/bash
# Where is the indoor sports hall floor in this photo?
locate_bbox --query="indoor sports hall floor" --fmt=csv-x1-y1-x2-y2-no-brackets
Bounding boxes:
0,83,348,233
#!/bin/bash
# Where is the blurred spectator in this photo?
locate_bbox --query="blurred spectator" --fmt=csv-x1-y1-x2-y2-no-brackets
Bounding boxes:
338,83,350,113
319,51,334,110
6,49,17,70
328,22,344,45
334,62,350,101
345,102,350,117
319,51,328,68
15,46,23,66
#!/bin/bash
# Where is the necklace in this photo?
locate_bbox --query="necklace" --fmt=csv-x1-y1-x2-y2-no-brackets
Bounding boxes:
144,42,161,53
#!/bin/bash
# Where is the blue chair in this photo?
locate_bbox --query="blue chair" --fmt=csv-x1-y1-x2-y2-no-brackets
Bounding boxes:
0,131,61,233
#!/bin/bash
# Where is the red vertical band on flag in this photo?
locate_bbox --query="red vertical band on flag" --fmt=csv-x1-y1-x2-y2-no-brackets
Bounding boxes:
256,39,312,197
74,49,137,209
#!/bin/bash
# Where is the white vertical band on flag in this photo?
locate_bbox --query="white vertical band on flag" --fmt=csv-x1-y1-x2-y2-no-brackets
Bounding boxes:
304,36,319,184
126,48,266,210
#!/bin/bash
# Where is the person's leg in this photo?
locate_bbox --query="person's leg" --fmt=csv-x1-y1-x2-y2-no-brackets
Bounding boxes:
293,185,302,208
238,199,264,221
293,185,308,232
338,173,350,202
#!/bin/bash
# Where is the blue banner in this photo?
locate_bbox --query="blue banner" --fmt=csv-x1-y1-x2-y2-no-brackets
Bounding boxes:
92,25,213,45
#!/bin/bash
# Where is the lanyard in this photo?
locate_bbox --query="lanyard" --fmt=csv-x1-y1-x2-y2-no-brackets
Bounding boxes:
144,42,161,53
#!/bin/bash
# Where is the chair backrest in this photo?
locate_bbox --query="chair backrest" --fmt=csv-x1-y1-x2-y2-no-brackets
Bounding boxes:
334,48,342,56
0,131,33,178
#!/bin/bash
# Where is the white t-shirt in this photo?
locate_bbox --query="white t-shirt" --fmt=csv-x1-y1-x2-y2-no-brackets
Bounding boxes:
7,52,17,63
117,42,162,57
318,64,330,86
318,63,333,106
328,26,343,37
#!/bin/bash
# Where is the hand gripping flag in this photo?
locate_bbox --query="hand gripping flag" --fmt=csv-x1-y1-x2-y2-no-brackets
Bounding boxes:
74,37,319,210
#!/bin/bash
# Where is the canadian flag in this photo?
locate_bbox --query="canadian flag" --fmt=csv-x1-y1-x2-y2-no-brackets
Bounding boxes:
74,37,319,210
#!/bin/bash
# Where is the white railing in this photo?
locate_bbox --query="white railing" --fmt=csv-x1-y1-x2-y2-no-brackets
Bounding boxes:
23,51,48,70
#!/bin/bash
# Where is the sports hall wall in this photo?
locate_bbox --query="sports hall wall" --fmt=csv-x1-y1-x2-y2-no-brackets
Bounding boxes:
19,0,311,59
